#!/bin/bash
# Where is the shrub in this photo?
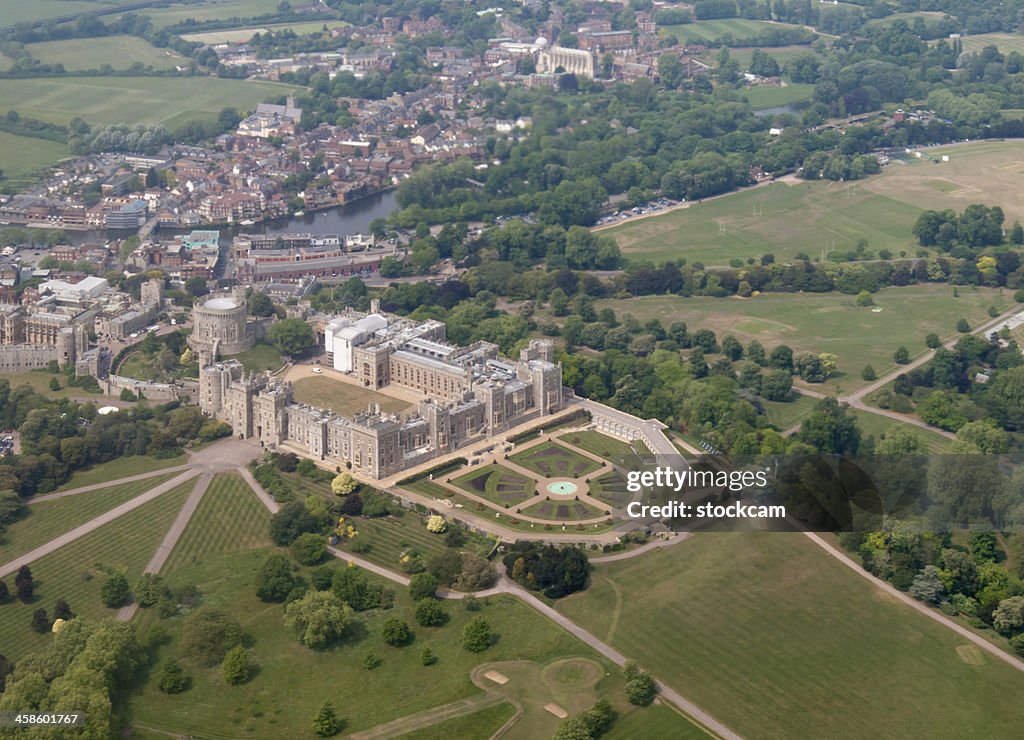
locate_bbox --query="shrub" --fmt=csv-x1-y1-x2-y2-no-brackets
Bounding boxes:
312,700,342,737
135,574,168,608
381,618,412,646
624,662,657,706
409,573,438,601
158,660,189,694
420,646,437,665
462,616,493,652
221,646,253,685
291,533,327,566
363,651,382,670
179,609,243,666
425,515,447,533
414,597,447,627
31,608,49,633
100,572,130,608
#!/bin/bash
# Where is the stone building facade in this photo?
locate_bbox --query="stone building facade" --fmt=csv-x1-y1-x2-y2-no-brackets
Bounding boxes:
199,310,563,479
188,287,254,358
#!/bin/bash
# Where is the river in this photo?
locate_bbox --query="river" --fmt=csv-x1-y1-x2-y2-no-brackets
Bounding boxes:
65,189,399,246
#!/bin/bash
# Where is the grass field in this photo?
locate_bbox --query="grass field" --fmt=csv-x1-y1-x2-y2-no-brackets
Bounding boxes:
595,285,1009,393
744,82,814,109
867,11,950,28
399,702,518,739
520,497,606,522
0,473,179,564
26,35,187,70
332,513,492,572
0,131,69,188
556,532,1024,738
125,0,283,28
605,703,709,739
960,31,1024,55
0,0,121,25
849,408,952,453
228,341,284,374
0,369,108,400
292,376,411,416
162,473,271,572
604,180,923,265
0,479,194,661
180,19,349,43
55,454,185,490
0,76,299,130
605,141,1024,265
127,546,622,737
661,19,806,44
762,392,818,429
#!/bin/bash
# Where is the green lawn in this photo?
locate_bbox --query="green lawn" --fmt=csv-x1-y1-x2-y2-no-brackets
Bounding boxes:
228,341,284,374
26,35,187,70
162,473,271,573
603,179,924,265
126,547,621,737
398,702,518,740
508,441,602,478
605,703,709,739
557,431,643,467
0,479,194,661
595,285,1009,394
0,0,122,25
55,454,186,491
292,375,411,416
0,131,69,188
332,513,489,573
0,76,300,129
661,19,808,44
0,473,179,564
519,497,607,523
450,463,536,507
960,31,1024,55
762,392,819,430
180,19,350,43
589,471,631,509
850,408,952,453
556,532,1024,738
744,83,814,109
0,369,110,401
124,0,284,28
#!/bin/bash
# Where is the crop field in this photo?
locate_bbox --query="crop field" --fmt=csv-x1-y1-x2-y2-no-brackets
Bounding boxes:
128,547,622,737
0,76,299,129
744,82,815,109
0,479,194,661
0,473,179,564
162,473,271,572
181,19,350,43
596,285,1009,393
125,0,284,28
25,35,187,70
0,0,122,26
605,141,1024,265
0,131,69,189
292,376,411,417
556,532,1024,738
661,19,806,44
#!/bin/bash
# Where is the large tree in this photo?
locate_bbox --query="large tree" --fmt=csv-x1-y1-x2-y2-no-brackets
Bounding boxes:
269,318,316,356
284,590,357,649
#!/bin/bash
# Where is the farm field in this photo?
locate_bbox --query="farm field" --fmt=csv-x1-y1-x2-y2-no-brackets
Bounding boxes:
0,131,69,189
123,0,283,28
181,19,349,43
960,31,1024,55
0,0,121,26
604,141,1024,265
556,532,1024,738
25,35,187,70
661,19,806,44
0,479,194,661
161,473,271,572
595,285,1010,393
292,375,411,416
0,473,179,564
127,547,627,738
0,76,299,129
744,82,815,109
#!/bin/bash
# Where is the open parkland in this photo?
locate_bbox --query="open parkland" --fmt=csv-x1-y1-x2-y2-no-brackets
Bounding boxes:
1,352,1024,737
